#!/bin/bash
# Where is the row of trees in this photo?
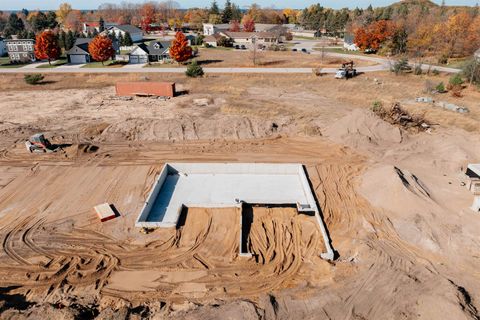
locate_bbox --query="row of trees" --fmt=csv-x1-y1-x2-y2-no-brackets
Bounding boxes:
352,2,480,61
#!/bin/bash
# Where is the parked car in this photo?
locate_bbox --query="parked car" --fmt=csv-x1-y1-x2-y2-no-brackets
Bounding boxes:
301,48,308,53
241,45,246,50
235,45,240,49
292,48,297,52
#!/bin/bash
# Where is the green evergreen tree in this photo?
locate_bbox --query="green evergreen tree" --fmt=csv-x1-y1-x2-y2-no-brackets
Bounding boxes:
46,11,58,29
118,32,124,46
222,0,233,23
27,31,35,40
123,32,133,46
92,29,99,37
87,30,92,38
66,30,75,50
210,1,220,15
99,17,105,32
58,30,66,50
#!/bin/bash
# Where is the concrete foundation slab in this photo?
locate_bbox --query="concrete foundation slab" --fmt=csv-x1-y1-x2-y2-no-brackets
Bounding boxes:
136,163,335,260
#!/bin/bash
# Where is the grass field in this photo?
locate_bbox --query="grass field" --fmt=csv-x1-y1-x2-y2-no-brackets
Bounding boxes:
36,58,68,68
81,60,128,68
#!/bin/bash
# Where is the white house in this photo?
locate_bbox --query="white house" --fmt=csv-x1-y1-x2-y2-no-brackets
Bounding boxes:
108,25,143,42
343,34,359,51
203,23,230,36
83,21,118,36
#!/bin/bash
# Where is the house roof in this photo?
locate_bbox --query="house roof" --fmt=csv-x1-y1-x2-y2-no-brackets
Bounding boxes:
111,25,143,34
222,31,277,39
67,38,93,55
204,33,223,42
148,40,171,55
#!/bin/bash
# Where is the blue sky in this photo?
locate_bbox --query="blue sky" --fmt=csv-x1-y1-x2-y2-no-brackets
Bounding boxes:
0,0,478,11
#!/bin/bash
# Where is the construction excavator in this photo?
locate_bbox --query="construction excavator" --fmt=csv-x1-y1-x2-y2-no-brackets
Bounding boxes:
25,133,59,153
335,61,357,79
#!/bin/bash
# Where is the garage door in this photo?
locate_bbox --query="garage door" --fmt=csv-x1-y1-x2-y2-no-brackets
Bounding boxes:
69,54,87,64
130,55,148,64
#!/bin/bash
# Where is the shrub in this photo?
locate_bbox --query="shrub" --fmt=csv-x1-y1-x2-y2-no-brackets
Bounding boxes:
449,74,464,86
391,58,410,75
436,82,445,93
432,69,440,76
371,100,383,113
185,60,204,78
24,74,44,85
437,54,448,65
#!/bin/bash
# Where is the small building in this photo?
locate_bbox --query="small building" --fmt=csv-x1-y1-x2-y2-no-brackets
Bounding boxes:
5,39,35,63
129,40,171,64
66,38,93,64
83,21,118,35
203,33,223,47
108,25,143,43
203,23,230,36
343,34,359,51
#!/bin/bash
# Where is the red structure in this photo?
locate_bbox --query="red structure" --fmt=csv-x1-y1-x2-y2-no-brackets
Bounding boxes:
116,82,176,97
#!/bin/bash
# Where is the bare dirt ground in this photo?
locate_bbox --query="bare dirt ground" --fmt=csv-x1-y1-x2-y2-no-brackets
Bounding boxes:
0,72,479,319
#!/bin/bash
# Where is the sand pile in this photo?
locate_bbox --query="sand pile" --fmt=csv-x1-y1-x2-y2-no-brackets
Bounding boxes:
323,108,404,152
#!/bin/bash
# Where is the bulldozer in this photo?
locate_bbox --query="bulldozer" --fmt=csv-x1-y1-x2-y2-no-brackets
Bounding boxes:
25,133,58,153
335,61,357,79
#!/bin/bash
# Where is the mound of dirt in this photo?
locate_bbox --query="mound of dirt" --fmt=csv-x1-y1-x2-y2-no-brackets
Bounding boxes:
360,164,435,213
324,109,404,152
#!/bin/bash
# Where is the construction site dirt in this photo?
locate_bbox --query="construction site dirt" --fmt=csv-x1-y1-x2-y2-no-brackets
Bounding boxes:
0,73,479,319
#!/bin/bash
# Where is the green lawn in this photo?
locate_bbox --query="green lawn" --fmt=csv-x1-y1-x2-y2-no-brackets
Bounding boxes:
202,46,233,51
81,60,128,68
36,58,68,68
0,56,25,68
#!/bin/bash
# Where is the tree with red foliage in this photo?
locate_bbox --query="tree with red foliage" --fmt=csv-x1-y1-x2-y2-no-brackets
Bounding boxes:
354,20,395,51
140,2,156,32
34,30,61,65
88,35,115,65
229,20,240,32
242,15,255,32
170,31,192,63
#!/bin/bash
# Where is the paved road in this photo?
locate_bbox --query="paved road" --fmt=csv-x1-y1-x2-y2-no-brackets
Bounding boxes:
291,40,461,74
0,40,460,74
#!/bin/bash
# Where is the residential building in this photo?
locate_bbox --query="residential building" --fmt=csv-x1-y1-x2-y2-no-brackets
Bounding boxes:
203,23,230,36
343,34,359,51
129,40,171,64
204,34,223,47
219,31,279,48
5,39,35,63
66,38,93,64
83,21,118,35
108,25,143,42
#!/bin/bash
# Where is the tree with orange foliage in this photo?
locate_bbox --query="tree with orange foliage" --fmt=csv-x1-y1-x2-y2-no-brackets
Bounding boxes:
229,20,240,32
354,20,395,51
88,35,115,65
140,2,156,32
242,15,255,32
170,31,192,63
34,31,61,65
